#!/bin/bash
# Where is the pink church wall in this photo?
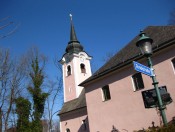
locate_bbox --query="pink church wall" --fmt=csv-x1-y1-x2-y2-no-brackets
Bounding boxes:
85,45,175,132
60,107,89,132
64,61,76,102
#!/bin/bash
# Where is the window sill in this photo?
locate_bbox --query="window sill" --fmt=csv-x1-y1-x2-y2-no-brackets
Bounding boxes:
66,74,72,77
102,99,111,102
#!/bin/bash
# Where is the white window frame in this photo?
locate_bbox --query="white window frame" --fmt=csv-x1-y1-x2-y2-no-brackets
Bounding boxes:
171,58,175,74
131,77,136,91
131,72,144,91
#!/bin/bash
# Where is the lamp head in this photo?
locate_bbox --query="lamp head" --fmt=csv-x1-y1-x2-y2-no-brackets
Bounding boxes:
136,31,153,56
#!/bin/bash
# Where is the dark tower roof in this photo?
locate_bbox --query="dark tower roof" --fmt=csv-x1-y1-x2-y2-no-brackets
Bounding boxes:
66,15,84,54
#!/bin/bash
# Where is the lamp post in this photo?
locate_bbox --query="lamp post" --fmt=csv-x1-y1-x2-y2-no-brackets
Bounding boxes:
136,31,167,125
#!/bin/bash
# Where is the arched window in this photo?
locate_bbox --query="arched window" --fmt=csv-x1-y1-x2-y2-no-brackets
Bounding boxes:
67,65,71,76
80,64,86,73
66,128,70,132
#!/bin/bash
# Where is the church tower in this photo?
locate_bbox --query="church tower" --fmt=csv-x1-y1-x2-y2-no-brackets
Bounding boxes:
60,15,92,102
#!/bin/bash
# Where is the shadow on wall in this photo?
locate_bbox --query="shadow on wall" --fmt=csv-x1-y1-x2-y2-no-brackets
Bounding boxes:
78,117,89,132
111,125,120,132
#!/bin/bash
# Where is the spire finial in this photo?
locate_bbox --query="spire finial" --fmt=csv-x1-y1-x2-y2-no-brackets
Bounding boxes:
69,14,79,43
69,14,72,21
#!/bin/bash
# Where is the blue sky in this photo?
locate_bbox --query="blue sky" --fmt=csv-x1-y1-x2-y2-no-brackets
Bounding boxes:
0,0,175,76
0,0,175,114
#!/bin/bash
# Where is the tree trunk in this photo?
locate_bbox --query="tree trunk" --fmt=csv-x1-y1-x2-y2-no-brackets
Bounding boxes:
4,88,14,131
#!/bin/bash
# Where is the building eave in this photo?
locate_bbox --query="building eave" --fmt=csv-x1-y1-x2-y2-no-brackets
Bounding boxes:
58,106,87,116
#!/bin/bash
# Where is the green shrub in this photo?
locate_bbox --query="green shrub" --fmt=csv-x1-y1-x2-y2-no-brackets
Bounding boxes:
135,124,175,132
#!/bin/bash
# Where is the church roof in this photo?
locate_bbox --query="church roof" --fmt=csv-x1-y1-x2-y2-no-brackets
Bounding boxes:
59,89,86,115
80,25,175,86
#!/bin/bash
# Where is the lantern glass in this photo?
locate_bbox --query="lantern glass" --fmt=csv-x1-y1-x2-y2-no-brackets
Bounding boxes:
139,40,152,56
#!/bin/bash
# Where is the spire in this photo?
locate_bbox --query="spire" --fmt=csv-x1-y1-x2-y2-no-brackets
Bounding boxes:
66,14,83,53
69,14,79,43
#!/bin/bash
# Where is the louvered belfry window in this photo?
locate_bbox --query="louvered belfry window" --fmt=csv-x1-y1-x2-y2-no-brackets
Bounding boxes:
67,65,71,76
80,63,86,73
66,128,70,132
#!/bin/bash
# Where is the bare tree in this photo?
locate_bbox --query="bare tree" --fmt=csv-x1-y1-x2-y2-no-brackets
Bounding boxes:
0,16,19,39
0,48,28,132
12,47,50,132
0,18,22,131
44,57,63,132
52,120,60,132
45,78,62,132
0,46,62,131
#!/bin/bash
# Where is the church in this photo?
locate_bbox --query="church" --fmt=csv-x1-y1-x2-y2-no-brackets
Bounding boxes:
58,17,175,132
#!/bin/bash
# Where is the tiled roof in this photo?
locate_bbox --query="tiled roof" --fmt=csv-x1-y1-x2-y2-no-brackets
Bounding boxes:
59,89,86,115
80,26,175,86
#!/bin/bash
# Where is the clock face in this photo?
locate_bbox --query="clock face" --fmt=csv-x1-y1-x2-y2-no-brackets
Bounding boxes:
80,56,84,62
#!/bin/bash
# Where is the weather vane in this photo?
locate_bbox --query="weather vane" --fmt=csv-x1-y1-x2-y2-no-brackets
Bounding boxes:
69,14,72,21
